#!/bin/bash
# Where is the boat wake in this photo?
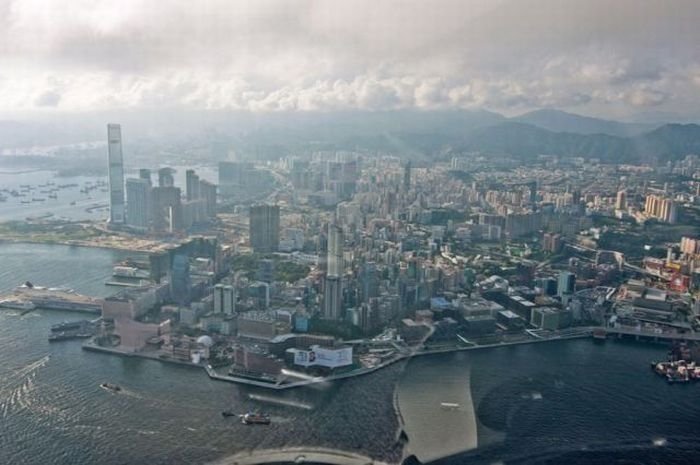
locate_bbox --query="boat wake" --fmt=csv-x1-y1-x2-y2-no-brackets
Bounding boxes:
0,354,50,417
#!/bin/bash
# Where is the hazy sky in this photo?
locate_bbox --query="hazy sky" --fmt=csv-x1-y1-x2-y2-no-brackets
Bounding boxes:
2,0,700,120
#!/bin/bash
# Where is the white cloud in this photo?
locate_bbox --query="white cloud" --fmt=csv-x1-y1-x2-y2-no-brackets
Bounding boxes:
0,0,699,118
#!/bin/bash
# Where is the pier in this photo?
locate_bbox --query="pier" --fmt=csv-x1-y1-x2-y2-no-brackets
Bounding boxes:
601,326,700,343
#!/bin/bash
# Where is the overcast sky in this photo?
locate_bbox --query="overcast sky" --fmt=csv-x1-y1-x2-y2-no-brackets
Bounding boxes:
2,0,700,120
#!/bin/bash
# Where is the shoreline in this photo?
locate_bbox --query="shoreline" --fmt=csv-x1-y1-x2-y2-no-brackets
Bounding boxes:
82,332,594,391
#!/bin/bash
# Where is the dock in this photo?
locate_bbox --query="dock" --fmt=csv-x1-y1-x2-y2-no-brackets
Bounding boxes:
0,285,103,314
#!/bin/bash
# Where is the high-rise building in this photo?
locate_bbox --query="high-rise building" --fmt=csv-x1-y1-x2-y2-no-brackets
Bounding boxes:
171,254,191,305
249,204,280,253
557,271,575,297
199,180,217,218
223,285,235,315
126,178,151,229
615,190,627,211
528,181,537,204
158,167,175,187
214,284,236,314
186,169,200,201
107,124,125,223
323,275,343,320
139,169,152,185
644,194,677,224
360,262,379,304
213,284,224,313
403,161,411,190
327,224,344,277
151,186,182,232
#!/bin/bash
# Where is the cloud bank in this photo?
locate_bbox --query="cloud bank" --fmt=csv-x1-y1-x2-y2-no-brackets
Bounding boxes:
1,0,700,119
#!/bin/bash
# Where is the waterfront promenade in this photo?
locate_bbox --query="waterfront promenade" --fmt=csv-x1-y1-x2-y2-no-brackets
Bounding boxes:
83,329,595,390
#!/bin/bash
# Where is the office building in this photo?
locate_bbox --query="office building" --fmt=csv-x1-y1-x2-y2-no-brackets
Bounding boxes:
557,271,576,297
323,275,343,320
158,167,175,187
170,254,191,305
126,178,151,229
213,284,235,314
327,223,344,277
151,186,182,232
139,169,152,185
615,190,627,211
360,262,379,303
199,180,217,218
403,161,411,190
107,124,125,223
186,169,200,201
249,204,280,253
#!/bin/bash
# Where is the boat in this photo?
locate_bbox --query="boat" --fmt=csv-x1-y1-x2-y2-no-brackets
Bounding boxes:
240,412,271,425
100,382,122,392
440,402,460,409
0,299,36,311
651,360,700,384
221,410,237,417
112,266,150,279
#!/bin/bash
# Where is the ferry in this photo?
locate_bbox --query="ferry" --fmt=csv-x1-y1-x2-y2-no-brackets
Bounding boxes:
240,412,271,425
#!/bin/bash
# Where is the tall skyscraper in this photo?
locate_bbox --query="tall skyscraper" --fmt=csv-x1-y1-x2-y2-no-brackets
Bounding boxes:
403,161,411,190
615,190,627,210
528,181,537,204
199,180,217,218
323,276,343,320
186,169,200,201
126,178,151,229
170,253,191,305
557,271,576,297
107,124,125,223
249,204,280,253
327,224,344,277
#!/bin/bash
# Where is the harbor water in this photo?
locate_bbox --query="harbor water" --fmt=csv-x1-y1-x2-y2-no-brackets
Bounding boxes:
1,243,699,464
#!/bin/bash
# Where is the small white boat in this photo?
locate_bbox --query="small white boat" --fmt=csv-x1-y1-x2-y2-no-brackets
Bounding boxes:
440,402,460,409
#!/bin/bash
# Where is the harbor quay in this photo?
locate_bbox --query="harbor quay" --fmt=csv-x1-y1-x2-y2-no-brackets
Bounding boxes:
81,329,596,390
